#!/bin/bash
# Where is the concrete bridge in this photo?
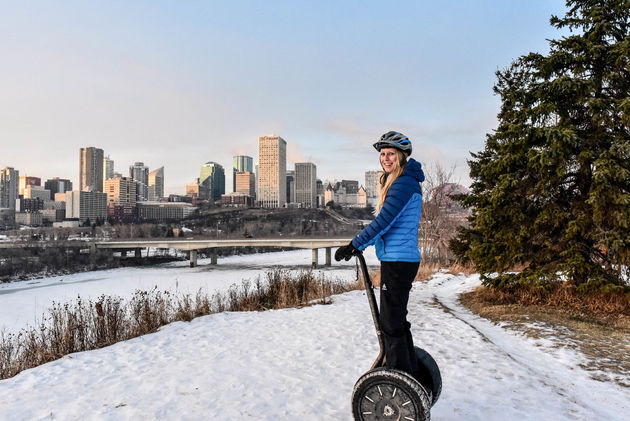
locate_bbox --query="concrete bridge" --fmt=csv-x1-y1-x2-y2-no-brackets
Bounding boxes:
94,238,352,267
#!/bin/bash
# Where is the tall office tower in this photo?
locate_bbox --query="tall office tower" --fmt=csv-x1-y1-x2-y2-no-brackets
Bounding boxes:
129,162,149,201
286,170,295,204
232,156,253,192
105,177,137,220
79,147,104,192
200,162,225,201
18,176,41,196
44,178,73,200
365,170,381,198
103,156,115,188
148,166,164,201
295,163,317,208
258,135,286,208
235,171,256,197
0,167,19,210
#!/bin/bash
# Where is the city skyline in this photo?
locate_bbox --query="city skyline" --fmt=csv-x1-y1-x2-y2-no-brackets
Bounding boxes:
1,1,569,194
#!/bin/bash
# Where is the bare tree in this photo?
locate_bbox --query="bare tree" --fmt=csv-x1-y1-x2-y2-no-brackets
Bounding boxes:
419,162,468,265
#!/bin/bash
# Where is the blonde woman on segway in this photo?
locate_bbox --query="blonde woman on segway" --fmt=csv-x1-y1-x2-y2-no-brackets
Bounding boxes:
335,130,425,378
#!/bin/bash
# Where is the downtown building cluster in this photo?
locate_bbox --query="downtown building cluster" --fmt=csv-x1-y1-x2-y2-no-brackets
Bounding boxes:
1,135,379,229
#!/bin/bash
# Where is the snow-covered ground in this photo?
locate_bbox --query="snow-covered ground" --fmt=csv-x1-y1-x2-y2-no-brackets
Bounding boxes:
0,250,628,420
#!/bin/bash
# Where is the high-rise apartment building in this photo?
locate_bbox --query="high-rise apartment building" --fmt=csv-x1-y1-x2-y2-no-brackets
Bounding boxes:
105,177,137,220
295,163,317,208
258,135,286,208
129,162,149,202
79,147,104,192
148,166,164,201
365,170,381,198
0,167,19,210
65,190,107,224
200,162,225,201
45,178,73,200
235,171,255,197
103,156,114,189
18,176,41,196
232,156,253,192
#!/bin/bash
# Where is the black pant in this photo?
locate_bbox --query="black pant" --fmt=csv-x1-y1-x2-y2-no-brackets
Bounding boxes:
379,260,419,376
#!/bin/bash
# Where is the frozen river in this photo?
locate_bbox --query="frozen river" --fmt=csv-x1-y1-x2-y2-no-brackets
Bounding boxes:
0,248,379,334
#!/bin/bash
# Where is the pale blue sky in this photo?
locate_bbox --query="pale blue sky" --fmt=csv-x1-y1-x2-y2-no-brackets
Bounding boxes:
1,0,568,194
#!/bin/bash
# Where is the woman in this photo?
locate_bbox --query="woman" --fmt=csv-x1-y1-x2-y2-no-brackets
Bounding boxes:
335,130,425,377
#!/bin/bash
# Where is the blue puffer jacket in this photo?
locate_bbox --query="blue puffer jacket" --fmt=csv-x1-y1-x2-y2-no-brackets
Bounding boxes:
352,158,424,262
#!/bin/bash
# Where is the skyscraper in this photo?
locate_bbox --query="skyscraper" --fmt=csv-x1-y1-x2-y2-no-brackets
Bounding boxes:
45,177,73,200
235,171,255,197
365,170,381,198
0,167,19,210
79,147,104,192
148,166,164,201
200,162,225,201
232,156,253,192
103,155,114,190
105,177,137,220
129,162,149,202
258,135,286,208
295,163,317,208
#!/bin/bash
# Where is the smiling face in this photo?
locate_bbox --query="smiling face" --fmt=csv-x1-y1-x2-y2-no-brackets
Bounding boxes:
379,147,399,173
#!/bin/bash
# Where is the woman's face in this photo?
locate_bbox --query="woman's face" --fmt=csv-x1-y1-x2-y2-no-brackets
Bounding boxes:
380,148,399,173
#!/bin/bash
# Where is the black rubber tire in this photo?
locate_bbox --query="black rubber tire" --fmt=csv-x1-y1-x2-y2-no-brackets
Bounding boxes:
414,347,442,406
352,367,431,421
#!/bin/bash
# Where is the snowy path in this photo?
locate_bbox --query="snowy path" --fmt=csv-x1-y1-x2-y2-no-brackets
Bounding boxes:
0,271,628,420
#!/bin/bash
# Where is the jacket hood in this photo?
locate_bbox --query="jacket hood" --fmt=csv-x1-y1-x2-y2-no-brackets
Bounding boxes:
403,158,425,183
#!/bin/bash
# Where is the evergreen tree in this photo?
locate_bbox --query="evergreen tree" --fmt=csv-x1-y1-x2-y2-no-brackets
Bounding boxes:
453,0,630,291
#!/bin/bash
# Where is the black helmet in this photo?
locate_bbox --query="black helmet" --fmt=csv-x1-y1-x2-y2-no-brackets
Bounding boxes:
373,131,412,156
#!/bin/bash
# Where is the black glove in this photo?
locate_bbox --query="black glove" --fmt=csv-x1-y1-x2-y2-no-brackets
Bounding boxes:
335,241,358,261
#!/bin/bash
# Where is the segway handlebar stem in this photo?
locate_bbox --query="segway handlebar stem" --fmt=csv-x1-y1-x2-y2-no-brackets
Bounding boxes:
354,250,385,369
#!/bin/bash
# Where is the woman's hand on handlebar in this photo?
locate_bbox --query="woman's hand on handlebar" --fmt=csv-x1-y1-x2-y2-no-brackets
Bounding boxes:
335,242,359,261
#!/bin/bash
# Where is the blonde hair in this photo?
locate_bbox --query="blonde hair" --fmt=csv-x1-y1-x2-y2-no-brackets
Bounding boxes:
376,149,407,213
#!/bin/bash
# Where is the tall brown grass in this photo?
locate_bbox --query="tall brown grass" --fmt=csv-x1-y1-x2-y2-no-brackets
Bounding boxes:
0,269,352,380
464,282,630,321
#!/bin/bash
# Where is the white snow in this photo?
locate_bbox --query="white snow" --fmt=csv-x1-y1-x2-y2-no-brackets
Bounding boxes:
0,251,628,420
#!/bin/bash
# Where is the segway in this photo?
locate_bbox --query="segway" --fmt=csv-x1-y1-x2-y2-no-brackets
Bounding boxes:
351,251,442,421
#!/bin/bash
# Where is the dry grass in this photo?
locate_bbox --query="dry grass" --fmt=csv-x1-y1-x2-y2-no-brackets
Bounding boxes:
0,269,353,380
461,283,630,327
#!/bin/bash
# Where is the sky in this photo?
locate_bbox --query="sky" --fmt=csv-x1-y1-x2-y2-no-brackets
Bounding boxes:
0,0,570,195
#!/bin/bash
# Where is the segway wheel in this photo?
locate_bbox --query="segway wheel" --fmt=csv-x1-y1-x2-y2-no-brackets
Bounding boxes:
414,347,442,406
352,367,431,421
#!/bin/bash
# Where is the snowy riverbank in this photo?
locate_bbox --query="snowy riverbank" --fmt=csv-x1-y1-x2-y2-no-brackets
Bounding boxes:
0,252,628,420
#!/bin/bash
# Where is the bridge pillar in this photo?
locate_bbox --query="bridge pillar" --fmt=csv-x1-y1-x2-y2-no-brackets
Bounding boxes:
325,247,331,266
190,250,198,267
135,248,142,258
312,248,318,268
210,254,217,265
121,250,127,258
